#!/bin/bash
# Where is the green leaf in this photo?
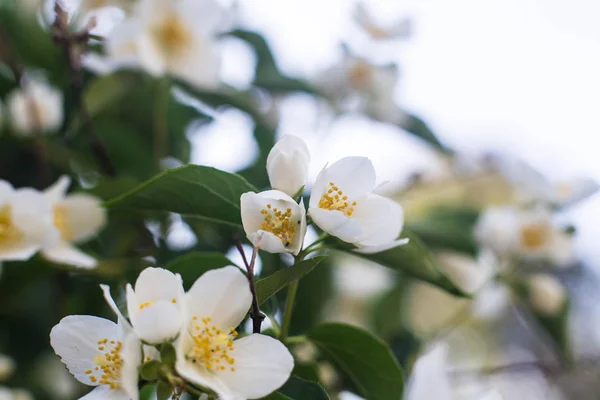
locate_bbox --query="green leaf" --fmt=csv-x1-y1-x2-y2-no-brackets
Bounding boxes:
400,114,450,153
308,323,404,400
165,252,234,289
256,256,327,306
141,360,161,381
261,393,292,400
139,384,157,400
160,343,177,368
278,376,330,400
105,165,258,227
371,284,405,338
156,380,172,400
329,231,468,297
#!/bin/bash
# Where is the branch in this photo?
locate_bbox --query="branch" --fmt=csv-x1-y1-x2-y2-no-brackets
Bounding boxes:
51,2,116,177
234,237,264,333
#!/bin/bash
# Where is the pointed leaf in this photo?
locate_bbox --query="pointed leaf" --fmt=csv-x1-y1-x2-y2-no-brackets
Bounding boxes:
256,256,327,306
105,165,258,227
278,376,330,400
329,231,468,297
307,323,404,400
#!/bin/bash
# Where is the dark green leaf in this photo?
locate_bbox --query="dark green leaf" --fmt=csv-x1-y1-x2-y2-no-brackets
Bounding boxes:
308,323,404,400
165,252,234,289
160,343,177,367
278,376,330,400
105,165,258,227
293,362,321,384
399,114,449,153
371,284,405,338
329,231,468,297
156,380,173,400
141,360,161,381
261,393,293,400
256,256,327,306
139,384,157,400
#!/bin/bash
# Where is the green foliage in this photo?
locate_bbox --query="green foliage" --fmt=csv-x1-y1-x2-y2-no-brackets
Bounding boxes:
308,323,404,400
256,256,327,306
156,380,173,400
141,360,161,381
261,376,329,400
160,343,177,368
329,231,468,296
165,252,234,289
106,165,258,227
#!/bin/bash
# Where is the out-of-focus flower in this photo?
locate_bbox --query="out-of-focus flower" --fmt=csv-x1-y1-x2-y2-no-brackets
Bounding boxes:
309,157,408,253
0,180,58,261
241,190,307,255
104,0,225,89
0,387,13,400
437,250,496,295
0,355,15,382
266,135,310,198
176,267,294,400
353,2,411,41
10,389,34,400
474,205,574,266
527,274,566,316
6,79,63,136
125,267,184,344
50,314,141,400
42,176,106,269
34,353,80,400
315,52,404,124
77,0,135,14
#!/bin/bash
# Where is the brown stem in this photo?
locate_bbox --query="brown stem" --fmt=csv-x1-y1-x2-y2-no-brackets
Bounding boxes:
234,237,264,333
52,2,116,177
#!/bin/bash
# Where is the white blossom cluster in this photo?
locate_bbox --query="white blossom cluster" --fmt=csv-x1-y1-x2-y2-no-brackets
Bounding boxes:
0,176,105,269
241,135,409,256
50,266,294,400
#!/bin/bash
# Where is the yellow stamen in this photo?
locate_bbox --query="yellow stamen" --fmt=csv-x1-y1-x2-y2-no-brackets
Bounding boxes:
187,316,238,373
259,203,298,247
318,182,357,217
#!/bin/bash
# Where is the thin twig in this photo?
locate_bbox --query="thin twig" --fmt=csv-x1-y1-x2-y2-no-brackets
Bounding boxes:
51,2,116,177
234,237,265,333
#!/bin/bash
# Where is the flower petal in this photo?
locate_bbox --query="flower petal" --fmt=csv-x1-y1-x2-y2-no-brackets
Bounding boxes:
120,331,141,400
185,266,252,330
132,267,184,305
352,194,404,247
42,241,98,269
213,334,294,399
50,315,119,386
133,302,182,344
169,36,221,90
266,135,310,197
61,194,107,243
248,231,288,254
308,208,361,243
100,285,132,331
353,238,409,254
405,343,452,400
80,385,131,400
319,157,376,200
11,188,59,249
44,175,70,204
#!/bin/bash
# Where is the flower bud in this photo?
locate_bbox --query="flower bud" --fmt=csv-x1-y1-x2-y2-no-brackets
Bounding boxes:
266,135,310,197
7,80,63,136
527,274,566,316
0,354,15,382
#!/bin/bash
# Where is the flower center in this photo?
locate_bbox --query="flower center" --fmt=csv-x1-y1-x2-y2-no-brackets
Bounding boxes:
85,339,123,390
53,205,73,241
318,182,357,217
187,317,238,372
520,223,551,250
153,15,192,57
0,206,23,245
348,62,372,88
260,204,297,246
366,25,390,39
139,298,176,310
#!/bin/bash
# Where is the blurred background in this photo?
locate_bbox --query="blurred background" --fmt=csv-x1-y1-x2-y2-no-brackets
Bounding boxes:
2,0,600,399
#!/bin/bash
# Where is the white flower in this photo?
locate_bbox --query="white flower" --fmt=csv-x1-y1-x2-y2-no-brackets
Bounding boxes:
316,52,402,123
0,354,15,382
126,267,185,344
0,180,58,261
6,79,63,136
266,135,310,198
308,157,408,253
474,205,574,266
527,274,566,316
42,176,106,269
105,0,224,89
176,266,294,400
240,190,307,255
353,3,411,40
437,250,496,295
0,387,12,400
50,314,141,400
